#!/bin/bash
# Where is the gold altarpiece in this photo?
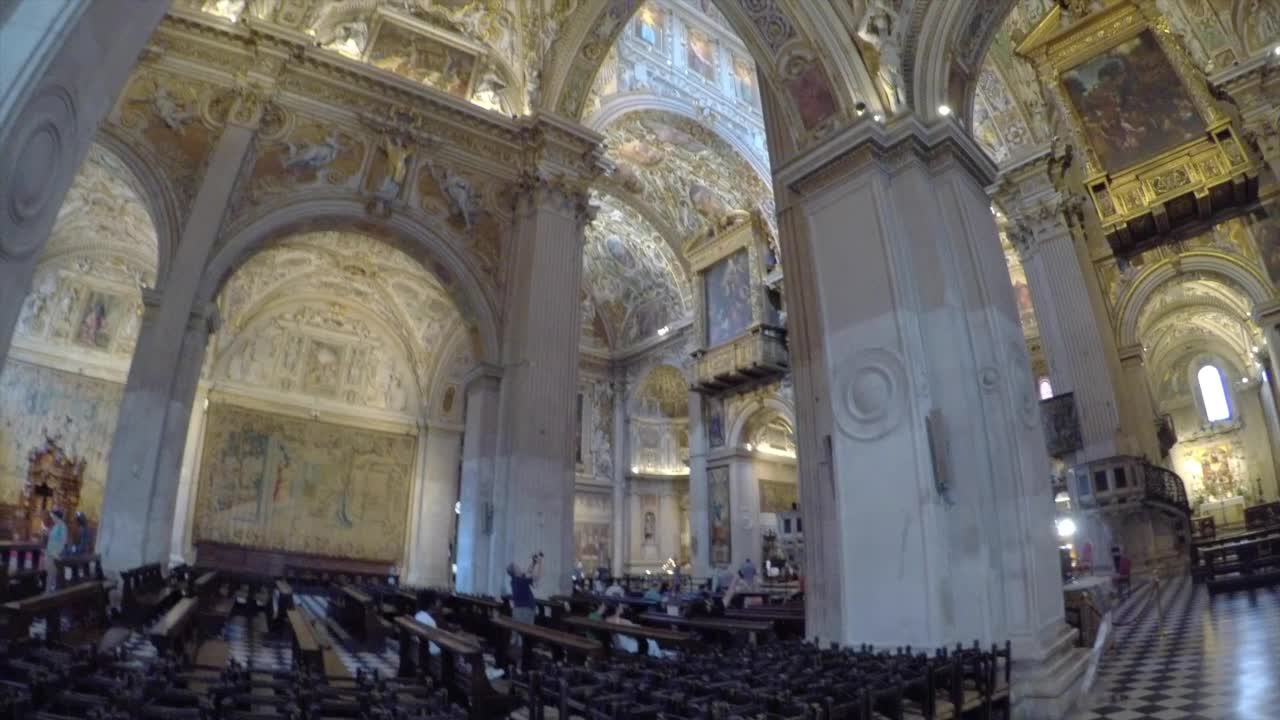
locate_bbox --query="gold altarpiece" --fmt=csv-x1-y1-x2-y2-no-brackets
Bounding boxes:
685,212,788,393
21,437,84,541
1016,0,1258,258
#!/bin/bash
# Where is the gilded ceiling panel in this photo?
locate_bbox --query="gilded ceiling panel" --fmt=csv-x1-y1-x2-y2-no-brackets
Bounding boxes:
584,193,690,351
601,111,773,243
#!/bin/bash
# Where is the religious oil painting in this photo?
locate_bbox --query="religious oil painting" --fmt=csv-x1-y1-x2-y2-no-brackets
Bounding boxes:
1060,31,1204,172
705,249,753,346
1040,392,1083,458
787,64,838,131
75,291,118,350
367,18,476,98
687,29,717,81
759,479,799,514
573,521,611,571
709,465,731,565
194,403,415,562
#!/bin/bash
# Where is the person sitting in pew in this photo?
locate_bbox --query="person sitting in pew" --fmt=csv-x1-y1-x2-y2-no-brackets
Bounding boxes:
413,598,446,656
604,578,625,598
588,602,608,621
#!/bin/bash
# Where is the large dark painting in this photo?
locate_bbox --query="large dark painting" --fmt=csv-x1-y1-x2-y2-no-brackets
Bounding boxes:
705,249,753,346
1061,31,1203,172
1040,392,1083,458
709,466,731,566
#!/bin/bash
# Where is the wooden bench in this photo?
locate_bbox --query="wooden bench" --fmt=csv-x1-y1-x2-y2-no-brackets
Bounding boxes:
561,615,693,657
1,581,122,652
724,608,805,637
148,597,200,662
638,612,773,645
492,615,603,670
287,607,323,674
331,584,385,648
396,616,516,720
121,563,178,624
0,543,44,601
53,554,103,590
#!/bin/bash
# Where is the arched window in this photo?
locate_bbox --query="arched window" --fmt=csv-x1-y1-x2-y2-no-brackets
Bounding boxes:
1038,377,1054,400
1197,365,1231,422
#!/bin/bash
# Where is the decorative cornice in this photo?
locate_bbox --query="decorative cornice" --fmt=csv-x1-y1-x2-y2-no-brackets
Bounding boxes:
774,114,997,200
464,362,504,393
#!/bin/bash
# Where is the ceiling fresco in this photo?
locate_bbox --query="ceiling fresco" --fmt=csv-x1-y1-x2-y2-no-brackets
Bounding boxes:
631,363,689,419
13,146,159,363
600,110,773,244
584,193,691,351
213,231,468,417
184,0,583,115
972,0,1276,167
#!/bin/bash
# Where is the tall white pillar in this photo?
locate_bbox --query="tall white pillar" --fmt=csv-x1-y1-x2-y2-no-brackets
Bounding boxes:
1256,375,1280,501
406,424,463,587
169,380,211,565
487,150,600,597
0,0,168,367
456,363,502,593
611,377,629,577
996,151,1150,462
686,390,711,578
775,118,1085,716
99,82,269,574
1117,345,1162,462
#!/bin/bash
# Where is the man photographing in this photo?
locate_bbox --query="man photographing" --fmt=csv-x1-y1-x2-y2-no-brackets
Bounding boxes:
508,551,543,626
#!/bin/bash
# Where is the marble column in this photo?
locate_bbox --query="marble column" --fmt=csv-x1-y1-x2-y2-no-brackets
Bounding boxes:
1117,344,1162,461
686,390,711,578
402,424,431,580
1257,374,1280,501
455,363,502,594
98,89,265,574
774,117,1086,717
611,378,629,577
486,173,596,598
0,0,168,368
995,151,1150,462
405,424,463,587
1255,299,1280,416
169,380,211,565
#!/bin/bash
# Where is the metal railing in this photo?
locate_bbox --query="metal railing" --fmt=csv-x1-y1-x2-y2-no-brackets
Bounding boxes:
1141,462,1190,514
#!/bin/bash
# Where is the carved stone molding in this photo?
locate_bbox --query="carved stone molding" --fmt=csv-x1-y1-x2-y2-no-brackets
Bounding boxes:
832,346,909,442
0,84,78,261
464,361,504,393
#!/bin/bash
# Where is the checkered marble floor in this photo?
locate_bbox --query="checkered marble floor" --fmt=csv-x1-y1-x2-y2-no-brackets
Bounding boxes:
1070,576,1280,720
296,593,401,677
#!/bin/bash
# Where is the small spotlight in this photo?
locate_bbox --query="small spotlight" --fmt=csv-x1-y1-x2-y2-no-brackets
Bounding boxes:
873,113,884,123
1274,45,1280,57
744,443,753,452
1056,517,1077,539
855,101,867,116
937,104,952,117
657,325,670,337
631,466,640,474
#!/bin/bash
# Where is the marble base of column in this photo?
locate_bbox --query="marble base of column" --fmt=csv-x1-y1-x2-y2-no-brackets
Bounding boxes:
1011,622,1090,720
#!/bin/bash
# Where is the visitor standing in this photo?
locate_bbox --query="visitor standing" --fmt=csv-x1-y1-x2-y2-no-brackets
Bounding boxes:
43,509,67,592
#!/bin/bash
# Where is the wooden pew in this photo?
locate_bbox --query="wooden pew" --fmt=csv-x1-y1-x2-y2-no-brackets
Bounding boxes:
0,543,44,601
271,578,294,633
120,563,179,624
561,615,693,657
287,607,323,674
52,554,103,590
492,615,603,670
638,612,773,645
330,584,385,648
724,607,805,638
1,581,122,652
395,616,516,720
148,597,200,662
190,570,232,638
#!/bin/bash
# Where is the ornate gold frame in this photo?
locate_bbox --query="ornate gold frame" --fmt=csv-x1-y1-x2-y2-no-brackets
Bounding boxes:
1016,0,1256,257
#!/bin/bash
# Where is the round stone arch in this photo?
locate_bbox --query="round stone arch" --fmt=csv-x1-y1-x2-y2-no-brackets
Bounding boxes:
91,130,183,290
1116,252,1271,349
199,197,501,367
727,395,797,450
911,0,1018,124
585,94,771,184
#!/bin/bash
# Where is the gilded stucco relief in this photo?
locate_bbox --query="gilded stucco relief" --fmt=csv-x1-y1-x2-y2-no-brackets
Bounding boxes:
113,70,219,212
628,364,689,475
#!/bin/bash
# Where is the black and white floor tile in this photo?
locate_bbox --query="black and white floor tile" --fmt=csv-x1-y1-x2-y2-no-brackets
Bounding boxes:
1071,576,1280,720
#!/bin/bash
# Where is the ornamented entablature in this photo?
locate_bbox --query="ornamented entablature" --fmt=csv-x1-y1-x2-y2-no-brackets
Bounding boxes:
1014,0,1260,259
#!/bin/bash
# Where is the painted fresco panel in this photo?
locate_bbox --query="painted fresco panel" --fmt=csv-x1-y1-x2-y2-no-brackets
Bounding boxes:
367,20,476,97
705,249,753,346
1060,31,1203,172
574,492,612,571
194,403,415,562
758,479,798,514
709,465,731,566
0,361,123,520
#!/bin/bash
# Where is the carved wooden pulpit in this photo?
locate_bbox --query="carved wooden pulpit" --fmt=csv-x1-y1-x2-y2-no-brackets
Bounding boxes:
21,436,85,540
